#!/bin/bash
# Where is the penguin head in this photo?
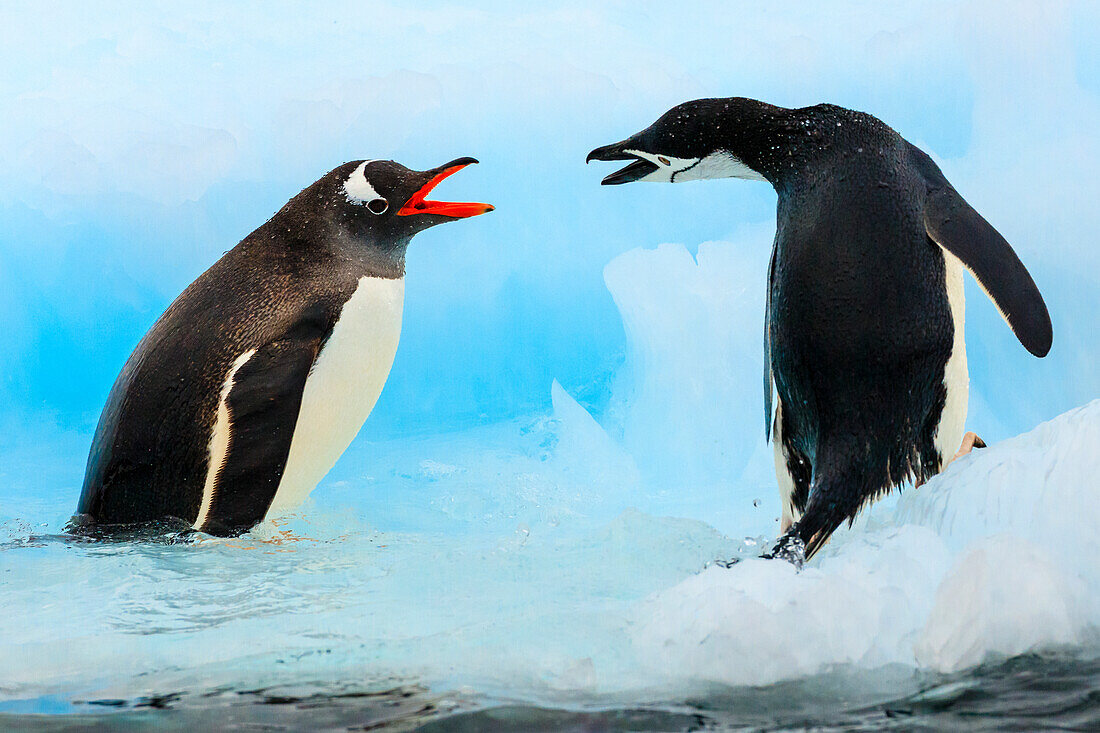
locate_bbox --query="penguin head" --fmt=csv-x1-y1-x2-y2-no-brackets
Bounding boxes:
315,157,493,246
586,98,779,185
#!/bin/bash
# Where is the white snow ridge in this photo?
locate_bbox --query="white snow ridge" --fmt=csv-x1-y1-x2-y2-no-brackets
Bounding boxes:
631,399,1100,687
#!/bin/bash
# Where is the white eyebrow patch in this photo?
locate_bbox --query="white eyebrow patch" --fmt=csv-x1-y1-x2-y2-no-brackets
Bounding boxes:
343,161,383,203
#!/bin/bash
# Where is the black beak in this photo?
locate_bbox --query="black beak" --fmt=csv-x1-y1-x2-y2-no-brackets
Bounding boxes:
586,141,658,185
586,142,633,163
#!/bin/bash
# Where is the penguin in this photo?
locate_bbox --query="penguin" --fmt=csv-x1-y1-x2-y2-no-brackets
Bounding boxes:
74,158,493,536
588,98,1052,564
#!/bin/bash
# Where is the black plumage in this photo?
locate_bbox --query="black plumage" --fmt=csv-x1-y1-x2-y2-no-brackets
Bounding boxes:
75,158,492,536
589,98,1051,561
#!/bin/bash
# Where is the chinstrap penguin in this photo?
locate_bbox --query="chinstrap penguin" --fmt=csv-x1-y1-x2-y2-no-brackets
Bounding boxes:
74,158,493,536
588,98,1052,564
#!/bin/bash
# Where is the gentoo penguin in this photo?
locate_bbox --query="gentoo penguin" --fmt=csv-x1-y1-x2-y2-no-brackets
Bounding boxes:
74,158,493,536
588,98,1052,563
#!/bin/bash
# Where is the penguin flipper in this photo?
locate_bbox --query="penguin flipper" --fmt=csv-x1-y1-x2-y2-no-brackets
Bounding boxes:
911,144,1053,357
201,321,330,535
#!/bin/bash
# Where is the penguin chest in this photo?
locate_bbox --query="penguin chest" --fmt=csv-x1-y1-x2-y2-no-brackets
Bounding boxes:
265,276,405,518
932,249,969,465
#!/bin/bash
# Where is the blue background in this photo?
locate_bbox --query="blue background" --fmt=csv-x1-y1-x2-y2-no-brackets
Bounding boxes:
1,0,1097,450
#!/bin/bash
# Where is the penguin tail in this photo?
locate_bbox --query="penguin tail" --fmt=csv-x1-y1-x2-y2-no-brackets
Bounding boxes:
803,526,833,562
785,505,848,563
788,441,886,562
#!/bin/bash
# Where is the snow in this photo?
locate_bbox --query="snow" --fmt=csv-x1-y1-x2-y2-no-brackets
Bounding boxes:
630,400,1100,687
915,537,1089,673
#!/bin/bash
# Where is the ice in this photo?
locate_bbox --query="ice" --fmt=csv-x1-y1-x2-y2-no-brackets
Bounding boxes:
550,378,639,492
896,399,1100,559
5,399,1099,706
915,537,1090,673
603,236,771,491
633,526,952,687
630,400,1100,686
599,234,781,536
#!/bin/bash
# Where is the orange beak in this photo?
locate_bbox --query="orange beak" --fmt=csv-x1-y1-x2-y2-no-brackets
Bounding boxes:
397,160,494,218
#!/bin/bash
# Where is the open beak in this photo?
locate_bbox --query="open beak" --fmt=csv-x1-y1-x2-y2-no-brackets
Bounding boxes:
586,143,659,185
397,157,494,218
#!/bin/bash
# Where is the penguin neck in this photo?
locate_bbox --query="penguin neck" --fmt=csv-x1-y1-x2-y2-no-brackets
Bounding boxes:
251,211,408,280
726,103,855,192
329,227,409,279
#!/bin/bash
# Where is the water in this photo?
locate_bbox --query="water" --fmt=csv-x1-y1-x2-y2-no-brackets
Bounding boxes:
2,404,1099,731
1,654,1097,730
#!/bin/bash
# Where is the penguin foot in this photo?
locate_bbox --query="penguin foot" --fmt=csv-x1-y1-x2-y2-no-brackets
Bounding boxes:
950,431,987,464
917,432,989,488
761,532,805,569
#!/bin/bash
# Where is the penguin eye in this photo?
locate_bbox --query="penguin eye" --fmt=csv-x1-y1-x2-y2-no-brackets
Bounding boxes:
657,156,671,166
366,197,389,215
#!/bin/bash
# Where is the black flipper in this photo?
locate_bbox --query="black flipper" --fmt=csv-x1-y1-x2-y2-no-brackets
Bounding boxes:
200,306,333,535
910,143,1053,357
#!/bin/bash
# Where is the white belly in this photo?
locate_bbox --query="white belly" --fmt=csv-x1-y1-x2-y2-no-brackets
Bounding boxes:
933,249,968,467
771,399,802,533
264,276,404,519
